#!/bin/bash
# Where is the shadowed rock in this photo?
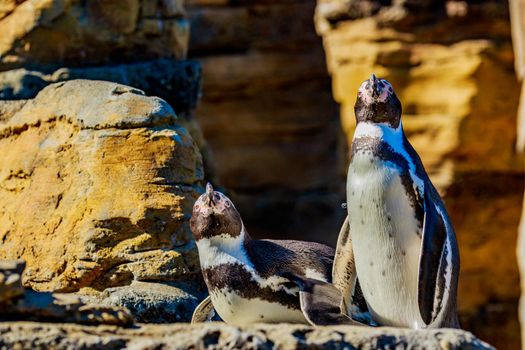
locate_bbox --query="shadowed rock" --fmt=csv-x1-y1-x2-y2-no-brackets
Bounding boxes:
0,260,133,326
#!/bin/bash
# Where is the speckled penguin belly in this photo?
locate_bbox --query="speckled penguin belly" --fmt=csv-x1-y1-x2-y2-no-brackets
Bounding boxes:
347,151,424,328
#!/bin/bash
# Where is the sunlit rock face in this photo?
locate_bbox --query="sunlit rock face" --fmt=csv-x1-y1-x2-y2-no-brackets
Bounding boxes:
0,81,204,320
315,1,522,348
0,0,189,70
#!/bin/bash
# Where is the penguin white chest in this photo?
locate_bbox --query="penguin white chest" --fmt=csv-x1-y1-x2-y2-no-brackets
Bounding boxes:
197,240,307,325
347,152,424,328
210,285,306,325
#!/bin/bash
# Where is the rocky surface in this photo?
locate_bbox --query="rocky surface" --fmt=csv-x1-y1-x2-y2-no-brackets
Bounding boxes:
315,1,521,348
0,321,494,350
0,0,209,325
0,260,25,303
91,280,204,323
187,0,344,245
0,61,209,170
0,0,188,70
0,60,201,115
0,80,204,309
0,0,210,188
0,260,133,326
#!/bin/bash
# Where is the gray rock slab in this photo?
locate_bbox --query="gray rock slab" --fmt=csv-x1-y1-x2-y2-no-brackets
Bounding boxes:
0,321,495,350
0,59,201,114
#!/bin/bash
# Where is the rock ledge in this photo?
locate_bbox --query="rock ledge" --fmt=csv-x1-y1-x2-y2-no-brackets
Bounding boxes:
0,322,494,350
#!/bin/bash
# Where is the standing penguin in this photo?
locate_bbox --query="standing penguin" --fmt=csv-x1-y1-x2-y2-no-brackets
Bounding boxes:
190,183,362,326
334,74,460,329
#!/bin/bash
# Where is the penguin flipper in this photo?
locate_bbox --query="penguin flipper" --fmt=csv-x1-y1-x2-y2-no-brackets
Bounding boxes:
332,216,359,314
297,277,366,326
417,190,448,326
191,295,216,324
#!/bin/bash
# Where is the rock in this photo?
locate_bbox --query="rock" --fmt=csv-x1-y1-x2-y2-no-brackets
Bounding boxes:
0,100,26,123
0,80,204,298
315,1,520,348
92,280,205,323
188,1,344,245
0,260,25,303
0,260,133,326
5,291,134,326
0,0,189,70
0,60,213,188
0,59,202,115
0,321,495,349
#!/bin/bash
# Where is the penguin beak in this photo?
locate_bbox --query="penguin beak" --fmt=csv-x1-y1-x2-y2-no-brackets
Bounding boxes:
369,73,380,97
205,182,215,205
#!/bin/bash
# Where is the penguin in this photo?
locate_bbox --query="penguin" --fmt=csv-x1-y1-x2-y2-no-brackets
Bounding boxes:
334,74,460,329
190,183,363,326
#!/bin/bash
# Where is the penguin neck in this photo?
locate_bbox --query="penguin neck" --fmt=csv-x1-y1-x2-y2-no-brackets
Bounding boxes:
353,121,405,147
352,120,425,198
197,222,254,269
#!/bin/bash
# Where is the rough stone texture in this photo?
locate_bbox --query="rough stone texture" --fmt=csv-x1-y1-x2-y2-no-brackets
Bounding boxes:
315,1,522,349
0,100,26,123
0,60,208,174
0,260,134,326
2,290,135,327
0,260,25,303
92,280,205,323
0,0,189,71
0,321,495,350
0,80,204,301
0,60,201,115
187,0,344,245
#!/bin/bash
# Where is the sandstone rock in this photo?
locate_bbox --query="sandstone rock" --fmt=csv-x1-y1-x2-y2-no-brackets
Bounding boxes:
0,80,204,296
315,1,521,348
0,321,495,350
0,60,213,188
189,1,344,245
0,0,189,70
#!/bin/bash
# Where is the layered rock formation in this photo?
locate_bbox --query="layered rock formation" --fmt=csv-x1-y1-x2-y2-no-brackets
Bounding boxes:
187,0,344,245
315,1,521,348
0,0,188,70
0,0,208,197
0,260,133,326
0,80,204,321
0,0,207,323
0,321,495,350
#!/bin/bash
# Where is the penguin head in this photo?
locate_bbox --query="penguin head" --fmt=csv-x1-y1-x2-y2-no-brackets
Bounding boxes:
354,74,402,128
190,183,243,241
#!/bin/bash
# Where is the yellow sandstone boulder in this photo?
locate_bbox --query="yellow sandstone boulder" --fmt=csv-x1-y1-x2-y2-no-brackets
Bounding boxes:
0,80,203,295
